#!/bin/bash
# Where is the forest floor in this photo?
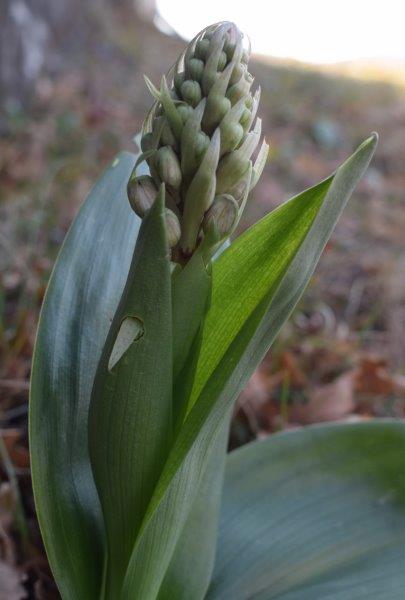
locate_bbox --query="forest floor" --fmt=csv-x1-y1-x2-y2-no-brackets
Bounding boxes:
1,8,404,598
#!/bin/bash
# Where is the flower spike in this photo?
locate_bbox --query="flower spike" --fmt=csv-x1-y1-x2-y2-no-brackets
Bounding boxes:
129,22,268,262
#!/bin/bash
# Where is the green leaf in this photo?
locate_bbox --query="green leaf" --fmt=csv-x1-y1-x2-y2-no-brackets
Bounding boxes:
159,242,227,599
209,421,405,600
171,249,212,428
89,187,173,598
121,136,377,599
157,419,230,600
191,133,378,408
29,152,140,599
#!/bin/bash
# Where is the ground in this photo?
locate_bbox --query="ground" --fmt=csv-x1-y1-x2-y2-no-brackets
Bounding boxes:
0,8,404,598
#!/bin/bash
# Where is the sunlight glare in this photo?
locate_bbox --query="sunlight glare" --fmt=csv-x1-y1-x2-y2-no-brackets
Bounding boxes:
156,0,404,64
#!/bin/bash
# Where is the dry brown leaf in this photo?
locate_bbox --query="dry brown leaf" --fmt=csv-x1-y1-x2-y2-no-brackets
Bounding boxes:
280,351,308,387
354,355,402,396
0,430,30,470
238,370,275,409
393,375,405,396
31,564,60,600
290,371,356,424
0,483,17,565
0,561,26,600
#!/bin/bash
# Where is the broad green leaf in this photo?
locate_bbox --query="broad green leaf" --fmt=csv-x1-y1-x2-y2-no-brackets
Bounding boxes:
29,152,140,599
209,421,405,600
160,242,228,598
172,250,212,427
89,188,173,598
172,251,211,379
191,133,378,407
121,136,377,599
157,419,230,600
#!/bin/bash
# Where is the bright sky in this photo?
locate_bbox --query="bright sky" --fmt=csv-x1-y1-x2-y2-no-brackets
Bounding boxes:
156,0,404,64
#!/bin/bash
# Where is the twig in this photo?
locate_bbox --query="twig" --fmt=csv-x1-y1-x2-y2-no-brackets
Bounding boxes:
0,434,29,542
0,379,30,390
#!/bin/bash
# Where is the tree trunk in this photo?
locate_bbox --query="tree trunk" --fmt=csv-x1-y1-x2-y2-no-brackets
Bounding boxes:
0,0,158,120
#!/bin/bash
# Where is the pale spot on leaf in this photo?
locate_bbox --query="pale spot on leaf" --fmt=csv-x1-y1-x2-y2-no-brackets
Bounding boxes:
108,316,144,371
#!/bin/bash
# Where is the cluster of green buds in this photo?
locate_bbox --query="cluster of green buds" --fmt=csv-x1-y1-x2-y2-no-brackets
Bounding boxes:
127,21,269,261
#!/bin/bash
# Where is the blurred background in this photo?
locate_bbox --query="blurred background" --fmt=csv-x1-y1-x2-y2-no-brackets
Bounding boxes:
0,0,404,596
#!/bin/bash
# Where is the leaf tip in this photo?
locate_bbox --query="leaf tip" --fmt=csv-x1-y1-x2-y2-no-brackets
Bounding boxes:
363,131,379,151
156,182,166,211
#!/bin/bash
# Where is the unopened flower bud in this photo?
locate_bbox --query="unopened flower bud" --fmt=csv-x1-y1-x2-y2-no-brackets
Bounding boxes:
144,75,183,140
245,95,253,110
224,40,236,61
195,38,210,60
241,48,250,64
218,96,247,153
181,129,221,254
138,22,267,261
141,132,154,152
164,208,181,247
240,107,252,129
251,139,270,189
181,99,206,181
181,80,202,107
174,71,185,95
216,118,262,194
156,146,182,189
203,194,239,238
188,58,204,81
127,175,158,217
161,120,177,148
229,63,245,86
202,28,228,95
177,104,194,124
217,51,228,72
227,76,252,105
228,165,251,204
195,131,210,161
220,121,244,154
201,71,219,96
202,95,231,134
